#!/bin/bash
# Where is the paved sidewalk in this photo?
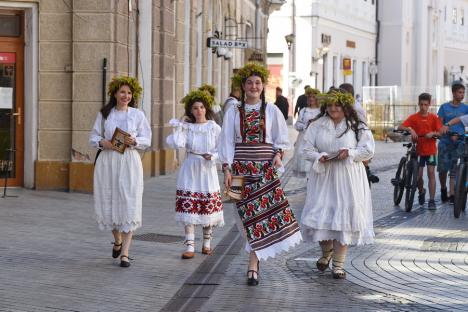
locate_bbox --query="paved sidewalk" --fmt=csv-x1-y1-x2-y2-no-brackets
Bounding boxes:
0,174,237,311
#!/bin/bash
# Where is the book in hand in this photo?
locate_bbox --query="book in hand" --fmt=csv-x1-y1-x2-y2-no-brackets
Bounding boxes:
325,152,340,160
111,127,131,154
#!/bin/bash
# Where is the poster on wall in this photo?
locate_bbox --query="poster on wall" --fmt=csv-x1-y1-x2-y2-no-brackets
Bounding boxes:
0,87,13,109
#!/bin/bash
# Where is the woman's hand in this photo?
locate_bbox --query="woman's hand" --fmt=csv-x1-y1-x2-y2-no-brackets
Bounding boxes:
99,139,113,150
337,149,349,160
124,136,136,147
202,153,212,161
272,154,283,169
319,155,328,163
224,170,232,188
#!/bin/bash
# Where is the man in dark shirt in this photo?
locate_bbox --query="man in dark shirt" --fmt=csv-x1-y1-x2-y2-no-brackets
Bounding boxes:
294,85,310,118
274,87,289,120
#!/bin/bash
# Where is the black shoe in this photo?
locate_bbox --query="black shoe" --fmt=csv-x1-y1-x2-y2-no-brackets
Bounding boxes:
120,255,132,267
418,189,426,205
428,200,436,210
449,195,455,205
112,242,122,259
441,188,448,203
247,261,259,286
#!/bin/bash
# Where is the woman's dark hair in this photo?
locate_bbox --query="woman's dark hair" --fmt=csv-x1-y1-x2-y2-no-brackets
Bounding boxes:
100,84,137,119
184,99,215,123
312,90,367,140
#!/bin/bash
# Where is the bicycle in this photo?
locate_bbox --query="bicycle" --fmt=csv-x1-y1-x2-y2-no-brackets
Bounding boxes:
448,131,468,218
391,130,419,212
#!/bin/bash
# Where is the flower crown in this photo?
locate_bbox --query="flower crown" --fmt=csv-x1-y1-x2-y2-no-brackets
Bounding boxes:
305,87,320,97
180,89,214,112
108,76,143,103
231,62,270,88
319,90,354,107
198,84,216,97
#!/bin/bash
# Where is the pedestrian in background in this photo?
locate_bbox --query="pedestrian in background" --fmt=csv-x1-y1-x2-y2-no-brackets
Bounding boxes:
89,76,151,268
292,87,321,177
301,90,375,279
166,90,224,259
294,85,310,118
436,81,467,204
398,93,442,209
223,85,241,114
274,86,289,120
219,62,302,286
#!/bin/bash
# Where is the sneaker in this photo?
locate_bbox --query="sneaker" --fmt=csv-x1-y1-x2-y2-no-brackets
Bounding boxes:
441,188,448,203
418,189,426,205
428,200,436,210
449,195,455,205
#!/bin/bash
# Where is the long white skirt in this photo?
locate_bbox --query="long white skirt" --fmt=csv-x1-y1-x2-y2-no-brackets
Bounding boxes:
94,149,143,233
175,154,224,227
291,131,311,177
300,160,374,245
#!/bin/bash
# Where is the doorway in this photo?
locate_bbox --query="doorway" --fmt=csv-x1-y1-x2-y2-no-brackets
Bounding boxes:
0,11,24,186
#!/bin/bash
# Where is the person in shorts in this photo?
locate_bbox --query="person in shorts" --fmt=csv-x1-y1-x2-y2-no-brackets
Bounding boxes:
437,81,467,204
398,93,442,209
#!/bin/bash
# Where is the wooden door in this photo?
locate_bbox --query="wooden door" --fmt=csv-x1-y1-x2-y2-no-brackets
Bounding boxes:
0,11,24,186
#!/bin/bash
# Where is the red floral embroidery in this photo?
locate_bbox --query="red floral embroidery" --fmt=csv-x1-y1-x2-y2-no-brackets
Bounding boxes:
268,216,279,230
253,223,264,238
283,207,293,223
176,190,223,215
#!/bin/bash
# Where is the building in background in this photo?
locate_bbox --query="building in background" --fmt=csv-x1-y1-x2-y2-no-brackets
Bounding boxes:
0,0,283,192
267,0,378,112
379,0,468,91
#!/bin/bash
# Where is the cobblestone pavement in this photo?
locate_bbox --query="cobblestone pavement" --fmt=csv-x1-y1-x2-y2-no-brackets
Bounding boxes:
2,131,468,311
197,141,468,312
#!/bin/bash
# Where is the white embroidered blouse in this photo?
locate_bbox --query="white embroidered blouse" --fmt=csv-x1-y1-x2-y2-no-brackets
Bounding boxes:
218,102,290,166
89,107,152,150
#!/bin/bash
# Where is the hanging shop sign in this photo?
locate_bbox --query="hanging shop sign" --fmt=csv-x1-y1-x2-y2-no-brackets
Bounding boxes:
342,57,352,76
207,38,248,49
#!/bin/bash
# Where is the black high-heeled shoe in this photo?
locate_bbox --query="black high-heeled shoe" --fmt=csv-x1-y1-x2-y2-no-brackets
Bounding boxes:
112,242,122,259
247,261,260,286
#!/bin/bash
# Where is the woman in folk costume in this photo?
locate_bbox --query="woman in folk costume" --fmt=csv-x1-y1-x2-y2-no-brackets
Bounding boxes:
300,90,375,279
292,87,321,177
219,62,302,286
166,90,224,259
89,76,151,268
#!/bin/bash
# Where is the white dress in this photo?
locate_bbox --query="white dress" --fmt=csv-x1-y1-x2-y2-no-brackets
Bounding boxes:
89,107,152,232
300,116,375,245
292,107,320,176
166,119,224,227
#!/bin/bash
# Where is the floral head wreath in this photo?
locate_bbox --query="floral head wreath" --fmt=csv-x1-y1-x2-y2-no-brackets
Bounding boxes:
108,76,143,104
181,89,214,112
231,62,270,88
320,90,354,107
198,84,216,97
305,87,320,97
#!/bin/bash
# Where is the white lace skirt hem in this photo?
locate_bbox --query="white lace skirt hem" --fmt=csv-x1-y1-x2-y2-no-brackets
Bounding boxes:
301,227,374,246
244,231,303,261
175,211,225,227
97,220,141,233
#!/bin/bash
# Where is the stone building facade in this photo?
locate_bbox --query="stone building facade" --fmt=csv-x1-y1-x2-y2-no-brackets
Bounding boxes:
0,0,283,192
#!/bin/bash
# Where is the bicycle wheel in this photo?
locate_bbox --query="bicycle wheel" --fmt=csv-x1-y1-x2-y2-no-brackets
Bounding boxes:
454,163,467,218
392,157,407,205
404,159,418,212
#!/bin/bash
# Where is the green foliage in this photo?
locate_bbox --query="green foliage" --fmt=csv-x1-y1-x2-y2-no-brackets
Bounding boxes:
107,76,143,103
180,89,214,112
231,62,270,88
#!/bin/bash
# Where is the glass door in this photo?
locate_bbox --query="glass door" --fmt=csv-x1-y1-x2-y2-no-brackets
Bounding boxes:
0,12,24,187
